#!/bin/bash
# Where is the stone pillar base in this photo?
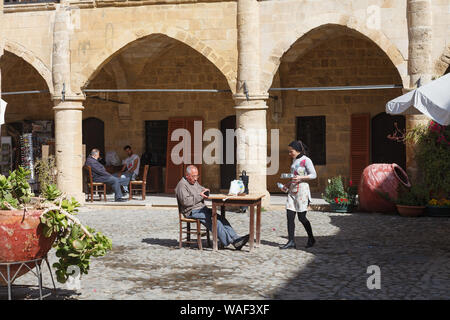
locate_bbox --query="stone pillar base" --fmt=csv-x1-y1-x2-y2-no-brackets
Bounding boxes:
405,114,430,184
235,100,270,208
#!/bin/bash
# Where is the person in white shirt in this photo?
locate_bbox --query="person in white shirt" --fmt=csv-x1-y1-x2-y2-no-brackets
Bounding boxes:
118,145,140,193
279,140,317,250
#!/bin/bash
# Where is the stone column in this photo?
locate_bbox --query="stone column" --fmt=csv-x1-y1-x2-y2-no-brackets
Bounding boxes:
235,0,270,206
52,2,85,203
407,0,433,87
54,100,85,203
406,0,433,183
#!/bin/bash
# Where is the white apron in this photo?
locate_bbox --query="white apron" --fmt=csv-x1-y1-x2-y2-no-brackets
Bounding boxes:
286,156,312,212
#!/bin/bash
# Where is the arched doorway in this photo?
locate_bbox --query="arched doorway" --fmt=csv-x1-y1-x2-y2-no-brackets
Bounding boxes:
83,33,235,192
268,24,403,192
220,115,236,190
371,112,406,169
82,117,105,159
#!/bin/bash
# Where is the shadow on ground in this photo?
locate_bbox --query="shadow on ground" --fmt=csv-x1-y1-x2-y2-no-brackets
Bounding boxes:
0,285,79,300
271,212,450,299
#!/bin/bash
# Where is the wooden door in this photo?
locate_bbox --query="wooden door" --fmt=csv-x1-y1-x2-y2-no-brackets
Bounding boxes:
350,114,370,186
165,117,203,193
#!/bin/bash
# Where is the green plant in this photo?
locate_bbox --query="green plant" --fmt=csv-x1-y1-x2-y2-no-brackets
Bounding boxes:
322,176,357,205
406,121,450,199
39,184,113,284
395,184,429,206
0,167,112,284
0,167,33,209
35,156,57,195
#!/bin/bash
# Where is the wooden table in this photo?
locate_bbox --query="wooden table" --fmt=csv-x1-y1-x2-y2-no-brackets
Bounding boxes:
208,194,265,252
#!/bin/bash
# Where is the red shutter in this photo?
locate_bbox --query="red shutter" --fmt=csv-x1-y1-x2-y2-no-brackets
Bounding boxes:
350,114,370,186
165,118,186,193
165,117,204,193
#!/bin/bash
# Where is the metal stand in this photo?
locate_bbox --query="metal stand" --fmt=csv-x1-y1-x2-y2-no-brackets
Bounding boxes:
0,255,56,300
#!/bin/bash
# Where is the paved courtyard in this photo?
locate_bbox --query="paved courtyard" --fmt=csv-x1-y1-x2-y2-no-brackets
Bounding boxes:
3,206,450,300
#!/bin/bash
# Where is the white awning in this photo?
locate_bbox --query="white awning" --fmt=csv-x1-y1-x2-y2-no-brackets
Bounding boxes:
0,98,7,126
386,73,450,126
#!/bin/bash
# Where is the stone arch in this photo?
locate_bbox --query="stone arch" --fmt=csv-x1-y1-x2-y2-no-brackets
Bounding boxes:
434,45,450,77
261,15,407,92
3,39,53,94
81,26,236,93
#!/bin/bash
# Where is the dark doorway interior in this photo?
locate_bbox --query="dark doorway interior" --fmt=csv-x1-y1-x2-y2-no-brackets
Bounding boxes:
82,117,105,158
296,116,326,165
220,115,236,190
144,120,168,166
371,112,406,169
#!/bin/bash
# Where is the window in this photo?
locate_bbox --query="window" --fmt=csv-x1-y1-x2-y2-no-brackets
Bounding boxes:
296,116,326,165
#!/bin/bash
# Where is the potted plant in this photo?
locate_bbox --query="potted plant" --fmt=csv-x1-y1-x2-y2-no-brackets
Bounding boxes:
0,167,112,285
394,184,429,217
426,198,450,217
406,120,449,215
322,176,357,213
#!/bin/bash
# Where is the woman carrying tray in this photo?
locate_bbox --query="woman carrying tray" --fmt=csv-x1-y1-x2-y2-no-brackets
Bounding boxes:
279,140,317,249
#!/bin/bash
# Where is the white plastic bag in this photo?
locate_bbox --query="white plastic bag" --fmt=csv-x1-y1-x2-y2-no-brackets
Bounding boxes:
228,180,245,196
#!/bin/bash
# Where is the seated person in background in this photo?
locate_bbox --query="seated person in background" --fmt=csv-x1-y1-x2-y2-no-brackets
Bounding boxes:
117,145,140,194
85,148,129,202
175,165,249,250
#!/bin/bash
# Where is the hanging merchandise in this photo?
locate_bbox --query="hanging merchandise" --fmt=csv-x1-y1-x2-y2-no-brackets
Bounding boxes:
19,133,35,183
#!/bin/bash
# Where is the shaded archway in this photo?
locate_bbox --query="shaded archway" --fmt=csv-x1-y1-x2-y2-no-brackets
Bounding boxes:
0,49,54,176
267,24,403,193
82,33,236,192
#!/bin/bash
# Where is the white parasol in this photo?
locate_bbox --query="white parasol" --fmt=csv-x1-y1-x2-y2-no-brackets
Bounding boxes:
386,73,450,126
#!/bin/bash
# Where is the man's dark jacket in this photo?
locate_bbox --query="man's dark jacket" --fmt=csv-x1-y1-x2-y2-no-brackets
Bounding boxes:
85,156,112,183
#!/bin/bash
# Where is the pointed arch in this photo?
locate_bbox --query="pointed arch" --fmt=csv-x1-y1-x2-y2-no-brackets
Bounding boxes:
80,26,236,93
3,39,53,94
261,15,407,92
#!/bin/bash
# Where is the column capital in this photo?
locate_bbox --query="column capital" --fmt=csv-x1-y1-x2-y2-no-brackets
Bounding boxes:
53,99,85,111
233,93,269,110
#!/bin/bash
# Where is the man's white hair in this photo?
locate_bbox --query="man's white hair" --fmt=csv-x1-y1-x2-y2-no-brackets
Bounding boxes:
186,165,198,175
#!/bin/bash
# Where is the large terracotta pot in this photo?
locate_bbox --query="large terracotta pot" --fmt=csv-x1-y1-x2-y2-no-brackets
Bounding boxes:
358,163,411,213
0,210,56,285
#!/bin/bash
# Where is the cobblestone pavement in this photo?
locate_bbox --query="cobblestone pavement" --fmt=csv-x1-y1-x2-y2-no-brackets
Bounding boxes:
4,207,450,300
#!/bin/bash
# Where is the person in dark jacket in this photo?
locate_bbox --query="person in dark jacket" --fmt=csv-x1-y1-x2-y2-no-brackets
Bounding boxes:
85,148,129,202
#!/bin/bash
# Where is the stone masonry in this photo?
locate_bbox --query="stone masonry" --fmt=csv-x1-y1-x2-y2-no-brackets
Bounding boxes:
0,0,449,201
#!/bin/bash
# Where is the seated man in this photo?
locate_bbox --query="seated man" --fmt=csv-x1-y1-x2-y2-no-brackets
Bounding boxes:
117,145,140,194
85,148,129,202
175,165,249,250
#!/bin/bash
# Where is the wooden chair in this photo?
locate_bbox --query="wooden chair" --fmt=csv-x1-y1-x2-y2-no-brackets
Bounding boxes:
129,164,149,200
177,201,211,250
84,165,107,202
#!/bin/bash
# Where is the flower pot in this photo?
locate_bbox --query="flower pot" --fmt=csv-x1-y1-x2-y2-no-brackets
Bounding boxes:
425,206,450,217
330,203,354,213
359,163,411,213
396,205,425,217
0,210,56,285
